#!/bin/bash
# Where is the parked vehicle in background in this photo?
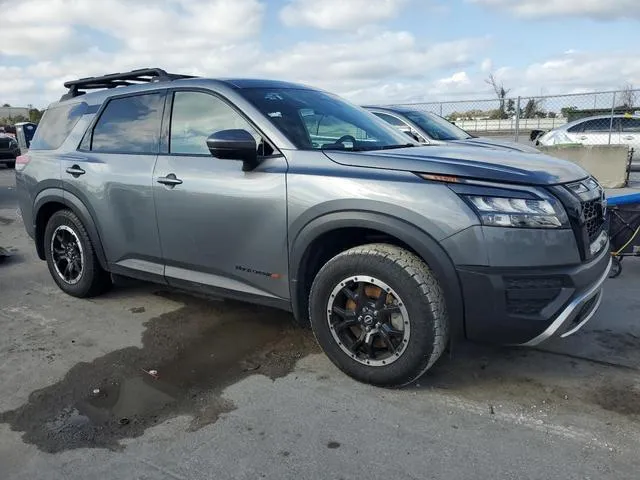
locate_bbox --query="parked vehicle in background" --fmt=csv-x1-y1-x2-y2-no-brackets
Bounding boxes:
364,105,540,153
14,122,38,153
0,132,20,168
15,68,610,388
536,114,640,171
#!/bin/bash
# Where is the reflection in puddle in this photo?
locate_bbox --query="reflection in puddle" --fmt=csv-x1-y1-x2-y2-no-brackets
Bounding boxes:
1,292,319,452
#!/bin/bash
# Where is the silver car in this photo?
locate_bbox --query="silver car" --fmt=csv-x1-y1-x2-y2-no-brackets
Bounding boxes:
364,106,540,154
15,68,610,387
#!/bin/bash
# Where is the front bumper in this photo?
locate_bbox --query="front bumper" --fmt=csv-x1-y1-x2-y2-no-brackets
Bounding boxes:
458,244,611,346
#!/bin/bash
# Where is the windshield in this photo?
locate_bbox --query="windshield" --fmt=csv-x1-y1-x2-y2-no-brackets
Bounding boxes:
402,111,472,141
239,88,416,151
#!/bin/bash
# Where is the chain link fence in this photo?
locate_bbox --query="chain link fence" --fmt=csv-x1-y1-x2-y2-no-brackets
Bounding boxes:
382,89,640,147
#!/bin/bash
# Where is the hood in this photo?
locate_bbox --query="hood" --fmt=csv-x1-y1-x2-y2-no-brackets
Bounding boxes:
449,136,541,154
323,145,589,186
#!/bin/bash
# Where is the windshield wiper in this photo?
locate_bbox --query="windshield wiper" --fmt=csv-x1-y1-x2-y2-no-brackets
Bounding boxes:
361,143,416,151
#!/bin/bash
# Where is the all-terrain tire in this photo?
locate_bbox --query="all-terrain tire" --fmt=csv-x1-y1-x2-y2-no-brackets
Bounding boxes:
309,243,449,388
44,209,111,297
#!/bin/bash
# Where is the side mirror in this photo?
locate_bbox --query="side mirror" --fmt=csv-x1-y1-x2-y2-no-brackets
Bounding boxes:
206,129,259,171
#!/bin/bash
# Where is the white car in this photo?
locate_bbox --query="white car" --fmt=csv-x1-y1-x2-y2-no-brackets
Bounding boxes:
536,114,640,171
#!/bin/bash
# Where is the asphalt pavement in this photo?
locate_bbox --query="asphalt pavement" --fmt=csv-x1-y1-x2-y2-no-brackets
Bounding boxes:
1,166,639,479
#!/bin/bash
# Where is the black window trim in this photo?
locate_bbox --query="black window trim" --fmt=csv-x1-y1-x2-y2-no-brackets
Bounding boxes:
77,88,169,156
161,87,281,159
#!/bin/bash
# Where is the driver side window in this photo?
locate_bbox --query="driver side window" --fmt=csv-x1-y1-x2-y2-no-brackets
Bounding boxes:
170,91,264,155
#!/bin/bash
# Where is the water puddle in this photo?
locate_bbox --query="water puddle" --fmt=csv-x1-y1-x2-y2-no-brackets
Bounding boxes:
0,292,319,452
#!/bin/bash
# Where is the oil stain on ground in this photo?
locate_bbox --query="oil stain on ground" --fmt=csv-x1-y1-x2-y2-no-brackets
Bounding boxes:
592,381,640,417
0,291,320,453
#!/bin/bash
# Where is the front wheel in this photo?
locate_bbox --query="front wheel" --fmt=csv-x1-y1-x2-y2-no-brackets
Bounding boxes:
309,244,449,388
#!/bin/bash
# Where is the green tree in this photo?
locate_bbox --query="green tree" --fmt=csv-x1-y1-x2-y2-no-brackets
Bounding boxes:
29,108,44,123
505,98,516,118
560,106,578,118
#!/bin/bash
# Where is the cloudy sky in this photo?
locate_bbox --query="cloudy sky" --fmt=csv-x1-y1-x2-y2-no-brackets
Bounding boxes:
0,0,638,108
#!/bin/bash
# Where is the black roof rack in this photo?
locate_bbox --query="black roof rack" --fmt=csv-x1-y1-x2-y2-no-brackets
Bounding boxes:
60,68,197,101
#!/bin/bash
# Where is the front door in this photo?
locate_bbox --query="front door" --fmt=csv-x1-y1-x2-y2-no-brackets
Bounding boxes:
153,90,290,302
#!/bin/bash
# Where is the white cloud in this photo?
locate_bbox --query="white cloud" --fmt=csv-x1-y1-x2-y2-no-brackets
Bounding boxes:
0,0,264,59
280,0,408,30
480,58,493,73
0,0,638,109
469,0,640,20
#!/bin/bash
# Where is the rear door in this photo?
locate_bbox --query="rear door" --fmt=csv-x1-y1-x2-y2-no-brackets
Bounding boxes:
62,91,166,281
153,89,289,302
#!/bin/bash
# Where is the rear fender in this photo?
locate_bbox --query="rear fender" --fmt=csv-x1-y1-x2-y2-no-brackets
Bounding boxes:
34,188,108,270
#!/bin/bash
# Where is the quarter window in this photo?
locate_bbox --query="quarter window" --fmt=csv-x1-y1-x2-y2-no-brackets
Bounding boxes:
29,102,88,150
169,91,261,155
90,92,165,154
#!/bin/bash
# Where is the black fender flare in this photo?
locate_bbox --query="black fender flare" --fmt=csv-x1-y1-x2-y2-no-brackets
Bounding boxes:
33,188,108,270
289,211,465,339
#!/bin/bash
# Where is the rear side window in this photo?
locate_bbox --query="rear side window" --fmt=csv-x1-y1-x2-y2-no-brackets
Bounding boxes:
89,92,165,154
29,102,88,150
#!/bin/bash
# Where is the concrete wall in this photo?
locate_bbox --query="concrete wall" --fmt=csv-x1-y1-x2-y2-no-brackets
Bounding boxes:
539,145,630,188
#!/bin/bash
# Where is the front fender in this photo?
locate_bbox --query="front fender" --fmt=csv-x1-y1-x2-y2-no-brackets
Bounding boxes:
289,210,465,339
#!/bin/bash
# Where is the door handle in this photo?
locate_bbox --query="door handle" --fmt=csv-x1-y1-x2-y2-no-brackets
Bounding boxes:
65,165,86,177
579,136,588,140
157,173,183,186
623,135,635,141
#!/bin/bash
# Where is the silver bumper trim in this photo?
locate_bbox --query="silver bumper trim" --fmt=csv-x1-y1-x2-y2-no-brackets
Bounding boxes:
519,256,611,347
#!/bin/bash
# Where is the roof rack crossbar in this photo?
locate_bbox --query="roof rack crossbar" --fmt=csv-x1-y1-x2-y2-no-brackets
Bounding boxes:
61,67,196,100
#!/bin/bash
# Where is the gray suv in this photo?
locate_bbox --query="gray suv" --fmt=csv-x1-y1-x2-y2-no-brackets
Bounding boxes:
15,68,611,387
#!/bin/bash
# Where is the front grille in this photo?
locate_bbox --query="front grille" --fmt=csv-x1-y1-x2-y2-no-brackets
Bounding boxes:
504,276,564,316
583,198,605,242
554,178,607,259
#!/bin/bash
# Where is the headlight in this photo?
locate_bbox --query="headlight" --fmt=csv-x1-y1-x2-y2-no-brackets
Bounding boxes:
464,195,568,228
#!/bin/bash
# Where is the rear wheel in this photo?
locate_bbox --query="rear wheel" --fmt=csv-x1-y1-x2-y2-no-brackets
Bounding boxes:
309,243,449,388
44,209,111,297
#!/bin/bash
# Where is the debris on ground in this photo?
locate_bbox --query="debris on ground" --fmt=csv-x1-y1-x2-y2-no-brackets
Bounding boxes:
141,368,159,379
0,246,12,263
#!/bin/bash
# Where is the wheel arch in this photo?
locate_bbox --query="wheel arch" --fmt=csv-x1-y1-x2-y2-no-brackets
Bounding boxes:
289,211,465,339
34,189,108,270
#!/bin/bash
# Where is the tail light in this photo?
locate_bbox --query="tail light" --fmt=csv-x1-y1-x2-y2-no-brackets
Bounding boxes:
15,154,31,171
